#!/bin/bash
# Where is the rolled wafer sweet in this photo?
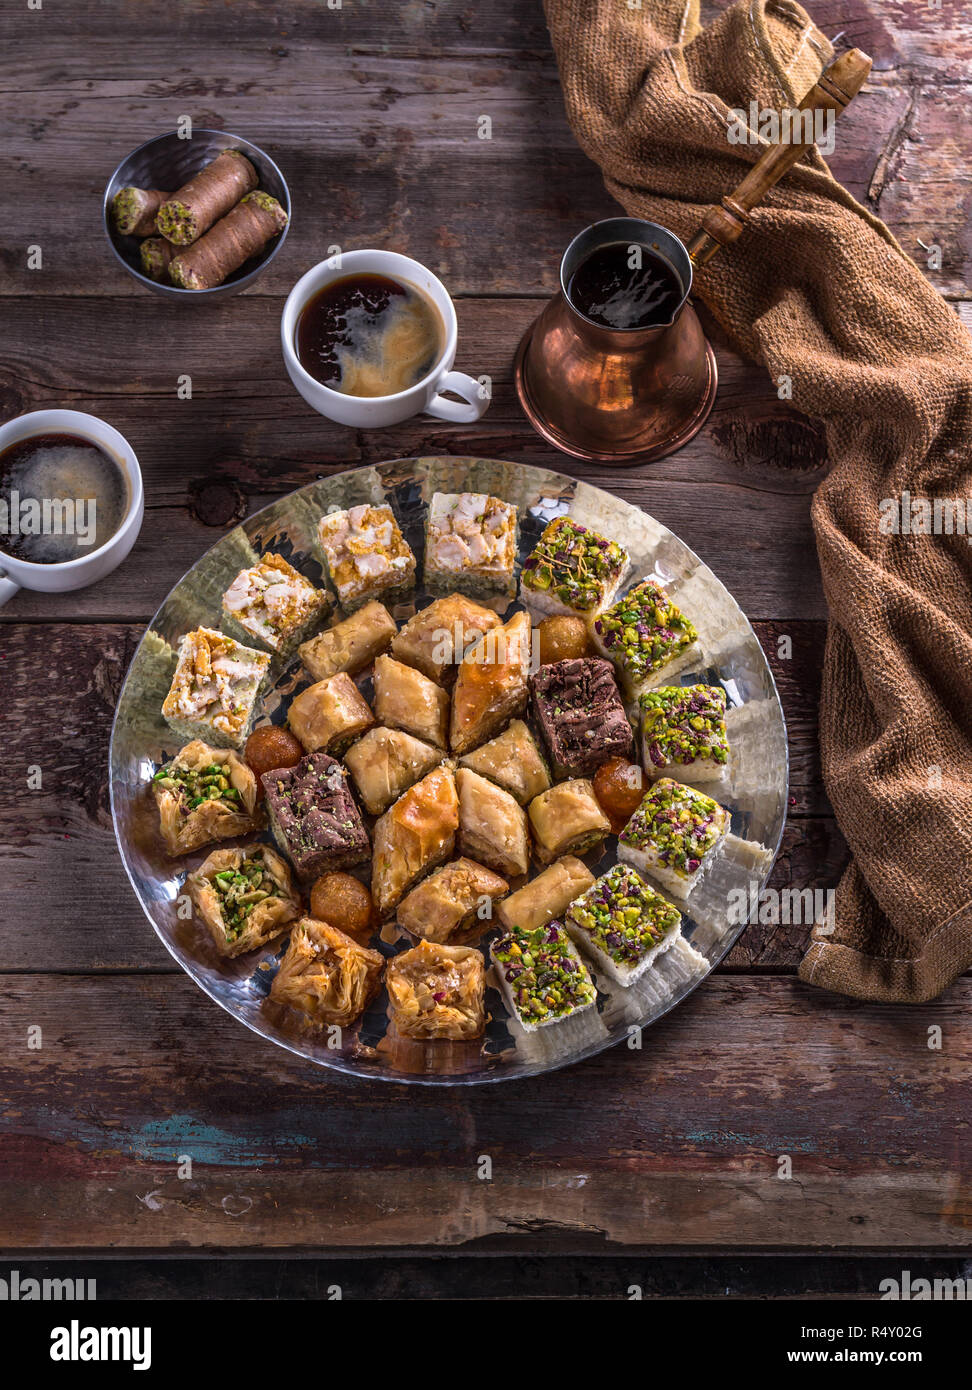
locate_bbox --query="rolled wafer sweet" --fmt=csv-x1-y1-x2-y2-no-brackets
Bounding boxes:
111,186,170,237
140,236,179,282
169,192,287,290
156,149,258,246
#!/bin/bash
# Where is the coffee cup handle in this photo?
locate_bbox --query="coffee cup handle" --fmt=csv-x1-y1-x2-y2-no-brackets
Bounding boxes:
0,572,21,608
424,371,490,424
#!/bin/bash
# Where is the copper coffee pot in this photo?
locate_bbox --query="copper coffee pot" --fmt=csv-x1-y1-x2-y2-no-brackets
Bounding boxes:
515,48,872,466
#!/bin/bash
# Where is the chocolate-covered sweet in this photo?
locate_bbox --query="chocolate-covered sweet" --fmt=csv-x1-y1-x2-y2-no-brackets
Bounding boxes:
529,656,633,778
261,751,369,881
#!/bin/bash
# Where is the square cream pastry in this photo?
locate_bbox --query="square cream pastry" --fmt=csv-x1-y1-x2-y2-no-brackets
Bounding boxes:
221,553,330,655
423,492,517,598
161,628,271,750
317,504,416,612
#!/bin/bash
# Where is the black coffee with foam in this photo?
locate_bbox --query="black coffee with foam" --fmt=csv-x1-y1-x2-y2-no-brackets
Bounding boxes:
0,433,129,564
296,273,444,397
567,242,683,329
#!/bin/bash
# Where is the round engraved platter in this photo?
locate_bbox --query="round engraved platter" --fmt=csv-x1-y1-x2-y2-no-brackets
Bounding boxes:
110,457,788,1085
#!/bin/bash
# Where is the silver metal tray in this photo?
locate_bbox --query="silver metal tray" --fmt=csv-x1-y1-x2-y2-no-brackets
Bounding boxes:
110,457,788,1084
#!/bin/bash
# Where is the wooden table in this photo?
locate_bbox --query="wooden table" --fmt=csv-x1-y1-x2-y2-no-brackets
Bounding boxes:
1,1,969,1292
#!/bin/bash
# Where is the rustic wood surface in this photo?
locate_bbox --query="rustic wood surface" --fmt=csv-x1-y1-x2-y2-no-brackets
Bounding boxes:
0,0,968,1266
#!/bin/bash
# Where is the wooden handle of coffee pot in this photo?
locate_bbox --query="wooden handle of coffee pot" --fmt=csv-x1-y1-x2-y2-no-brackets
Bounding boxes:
686,47,872,267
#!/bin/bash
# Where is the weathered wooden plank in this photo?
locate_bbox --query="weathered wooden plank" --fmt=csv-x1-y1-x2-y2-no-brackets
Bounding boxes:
0,617,834,970
0,25,956,297
0,0,555,56
0,974,967,1251
779,0,972,79
2,0,969,79
870,83,972,299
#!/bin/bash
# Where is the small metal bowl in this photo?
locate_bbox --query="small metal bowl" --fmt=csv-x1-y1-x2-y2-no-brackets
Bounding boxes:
102,129,290,300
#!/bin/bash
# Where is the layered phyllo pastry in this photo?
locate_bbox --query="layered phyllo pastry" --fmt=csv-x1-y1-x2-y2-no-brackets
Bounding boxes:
529,656,633,778
496,855,594,933
456,767,531,879
372,654,449,749
391,593,501,684
564,862,682,985
161,627,271,749
520,516,629,620
527,778,611,865
423,492,518,598
371,765,459,917
288,671,374,755
316,503,416,612
386,939,486,1040
640,684,729,784
270,917,385,1028
450,609,532,755
221,553,330,656
152,740,260,855
298,600,396,683
490,922,596,1032
397,857,508,945
618,777,729,901
187,844,299,957
262,752,370,882
343,726,443,817
592,579,700,697
457,718,551,805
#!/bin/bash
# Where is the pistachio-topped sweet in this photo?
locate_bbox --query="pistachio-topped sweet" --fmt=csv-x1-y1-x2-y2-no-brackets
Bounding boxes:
620,778,726,878
566,863,680,970
521,516,628,616
209,856,278,940
492,922,596,1027
640,684,728,772
187,842,298,957
153,759,242,811
593,579,698,694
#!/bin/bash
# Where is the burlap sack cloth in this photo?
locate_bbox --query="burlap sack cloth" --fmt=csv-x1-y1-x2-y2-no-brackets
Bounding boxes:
543,0,972,1001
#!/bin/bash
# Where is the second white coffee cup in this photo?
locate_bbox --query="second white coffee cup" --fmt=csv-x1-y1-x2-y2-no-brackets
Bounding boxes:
281,250,490,428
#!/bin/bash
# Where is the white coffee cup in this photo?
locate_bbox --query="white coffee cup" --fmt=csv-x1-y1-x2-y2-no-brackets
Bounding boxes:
0,409,144,608
281,250,490,428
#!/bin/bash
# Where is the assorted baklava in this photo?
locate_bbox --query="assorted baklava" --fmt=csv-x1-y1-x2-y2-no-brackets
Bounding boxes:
145,492,755,1059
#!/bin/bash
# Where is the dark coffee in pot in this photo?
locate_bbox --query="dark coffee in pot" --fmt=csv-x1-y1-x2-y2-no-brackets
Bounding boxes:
567,241,684,329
